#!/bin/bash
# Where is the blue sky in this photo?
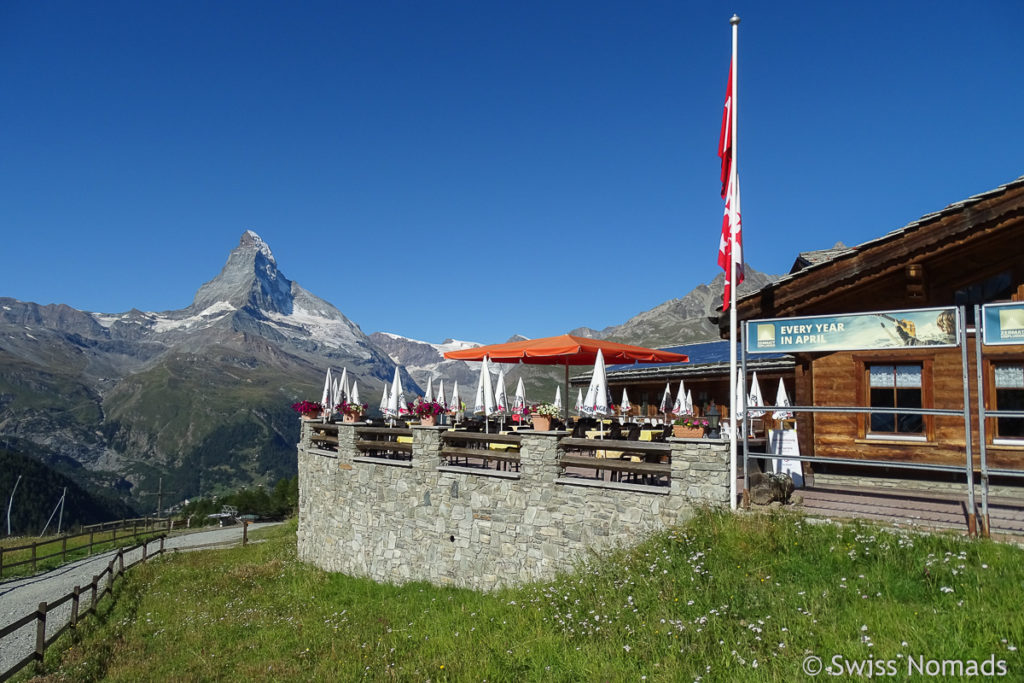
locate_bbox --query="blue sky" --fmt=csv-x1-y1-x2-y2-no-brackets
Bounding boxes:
2,1,1022,344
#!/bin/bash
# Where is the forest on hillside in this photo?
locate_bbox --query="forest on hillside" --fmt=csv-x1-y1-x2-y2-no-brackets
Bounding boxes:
0,449,137,537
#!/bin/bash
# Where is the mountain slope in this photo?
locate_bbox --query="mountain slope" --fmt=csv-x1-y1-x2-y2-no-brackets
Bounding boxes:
0,231,408,506
583,267,777,348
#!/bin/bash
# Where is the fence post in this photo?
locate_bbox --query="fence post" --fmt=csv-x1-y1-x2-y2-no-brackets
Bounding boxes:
62,535,68,563
71,585,80,627
243,520,248,546
89,530,94,555
1,546,4,578
91,575,99,612
118,548,124,574
31,543,37,572
142,539,148,562
34,601,48,670
160,535,165,554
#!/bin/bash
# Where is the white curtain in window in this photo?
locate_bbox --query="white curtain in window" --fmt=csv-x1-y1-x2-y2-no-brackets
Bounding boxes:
994,364,1024,389
869,366,894,387
870,365,922,388
895,365,922,388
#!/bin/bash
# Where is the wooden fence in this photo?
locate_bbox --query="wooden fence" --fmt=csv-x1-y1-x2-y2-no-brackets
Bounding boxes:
0,535,167,682
558,438,672,485
0,517,172,579
440,432,522,471
354,426,414,461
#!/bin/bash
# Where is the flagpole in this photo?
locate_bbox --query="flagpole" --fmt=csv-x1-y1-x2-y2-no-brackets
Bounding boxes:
728,14,740,511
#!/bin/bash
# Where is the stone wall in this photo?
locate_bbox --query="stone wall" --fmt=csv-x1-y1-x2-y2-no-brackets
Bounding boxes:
297,423,730,591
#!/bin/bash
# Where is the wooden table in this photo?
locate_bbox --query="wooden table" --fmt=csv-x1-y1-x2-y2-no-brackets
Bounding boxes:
584,430,629,461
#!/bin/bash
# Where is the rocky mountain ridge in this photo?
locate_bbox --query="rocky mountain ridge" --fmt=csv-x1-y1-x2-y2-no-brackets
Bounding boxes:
0,231,408,507
568,267,776,348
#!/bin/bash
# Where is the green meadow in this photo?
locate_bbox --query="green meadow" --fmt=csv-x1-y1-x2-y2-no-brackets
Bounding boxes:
35,510,1024,682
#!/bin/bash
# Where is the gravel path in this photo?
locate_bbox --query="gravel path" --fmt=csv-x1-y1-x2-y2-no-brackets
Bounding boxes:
0,522,281,677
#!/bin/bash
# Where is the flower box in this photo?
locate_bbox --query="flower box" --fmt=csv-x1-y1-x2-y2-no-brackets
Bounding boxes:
292,400,323,420
672,425,704,438
533,415,552,431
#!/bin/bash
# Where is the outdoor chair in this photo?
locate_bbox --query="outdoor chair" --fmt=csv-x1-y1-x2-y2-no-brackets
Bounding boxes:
626,424,641,441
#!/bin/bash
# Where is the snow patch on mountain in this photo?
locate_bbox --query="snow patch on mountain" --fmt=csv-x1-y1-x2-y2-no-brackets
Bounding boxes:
264,306,370,356
91,302,236,332
374,332,481,356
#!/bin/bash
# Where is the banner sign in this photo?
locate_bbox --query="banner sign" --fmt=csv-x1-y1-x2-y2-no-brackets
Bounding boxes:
746,307,960,354
768,429,803,488
982,302,1024,346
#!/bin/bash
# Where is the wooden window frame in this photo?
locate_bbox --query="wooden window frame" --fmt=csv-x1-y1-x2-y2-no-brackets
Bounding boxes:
984,356,1024,445
855,356,934,442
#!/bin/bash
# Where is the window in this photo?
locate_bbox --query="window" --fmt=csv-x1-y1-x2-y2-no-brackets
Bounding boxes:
954,270,1013,324
993,363,1024,441
868,364,923,435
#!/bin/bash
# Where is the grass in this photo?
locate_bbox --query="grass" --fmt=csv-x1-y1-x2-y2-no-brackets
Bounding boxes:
34,510,1024,682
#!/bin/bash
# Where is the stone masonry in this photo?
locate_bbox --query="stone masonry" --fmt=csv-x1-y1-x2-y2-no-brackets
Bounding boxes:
297,422,730,591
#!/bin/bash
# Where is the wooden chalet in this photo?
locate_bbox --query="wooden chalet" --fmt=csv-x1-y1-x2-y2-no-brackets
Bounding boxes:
729,174,1024,482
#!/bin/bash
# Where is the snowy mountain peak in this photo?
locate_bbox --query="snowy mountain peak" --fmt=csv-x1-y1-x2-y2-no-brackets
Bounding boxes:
191,231,292,314
241,229,276,265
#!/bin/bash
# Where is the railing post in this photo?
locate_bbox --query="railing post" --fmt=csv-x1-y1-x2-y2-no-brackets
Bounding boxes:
71,585,81,627
34,601,48,670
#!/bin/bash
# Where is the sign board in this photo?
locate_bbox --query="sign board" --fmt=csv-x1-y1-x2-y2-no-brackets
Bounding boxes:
746,307,960,354
768,429,803,488
982,302,1024,346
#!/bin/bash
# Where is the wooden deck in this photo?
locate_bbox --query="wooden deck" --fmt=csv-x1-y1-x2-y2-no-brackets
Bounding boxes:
790,483,1024,540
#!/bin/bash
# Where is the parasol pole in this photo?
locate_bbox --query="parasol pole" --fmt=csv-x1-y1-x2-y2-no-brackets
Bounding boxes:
564,361,570,425
727,14,740,511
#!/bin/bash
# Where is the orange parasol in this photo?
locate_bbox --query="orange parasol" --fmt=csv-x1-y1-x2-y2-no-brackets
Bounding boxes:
444,334,688,421
443,334,689,366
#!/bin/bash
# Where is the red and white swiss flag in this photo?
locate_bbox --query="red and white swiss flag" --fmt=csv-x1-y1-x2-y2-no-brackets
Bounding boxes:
718,60,743,310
